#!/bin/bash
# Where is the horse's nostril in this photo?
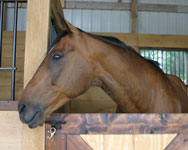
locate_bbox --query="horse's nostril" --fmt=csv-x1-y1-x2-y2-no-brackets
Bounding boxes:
18,102,26,114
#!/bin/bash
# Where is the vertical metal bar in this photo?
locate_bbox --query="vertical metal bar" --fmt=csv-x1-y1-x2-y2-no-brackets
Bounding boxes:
174,51,176,76
183,51,185,82
186,51,188,85
11,1,18,101
170,51,172,74
161,51,164,70
157,50,159,62
148,50,151,59
178,51,180,77
0,1,4,67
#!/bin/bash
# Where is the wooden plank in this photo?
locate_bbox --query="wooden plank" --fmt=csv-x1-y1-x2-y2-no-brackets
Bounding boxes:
165,134,188,150
64,1,188,13
1,57,24,72
45,133,67,150
93,32,138,47
0,71,23,85
22,0,51,149
131,0,138,33
0,111,23,150
67,135,93,150
24,0,50,86
2,44,25,58
46,114,188,135
65,2,131,10
2,31,25,45
0,84,23,100
81,135,104,150
0,101,18,111
93,33,188,49
139,3,188,13
138,34,188,49
104,135,133,150
134,134,163,150
81,134,176,150
162,134,177,150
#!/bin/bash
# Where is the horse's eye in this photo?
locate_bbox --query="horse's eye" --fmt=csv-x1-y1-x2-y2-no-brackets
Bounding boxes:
51,53,63,61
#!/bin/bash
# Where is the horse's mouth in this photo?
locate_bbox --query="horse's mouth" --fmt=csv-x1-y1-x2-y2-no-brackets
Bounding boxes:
20,110,43,128
18,102,44,128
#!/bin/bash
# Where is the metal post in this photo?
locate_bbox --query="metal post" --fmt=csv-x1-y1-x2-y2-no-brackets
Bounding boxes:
11,1,18,101
0,1,4,67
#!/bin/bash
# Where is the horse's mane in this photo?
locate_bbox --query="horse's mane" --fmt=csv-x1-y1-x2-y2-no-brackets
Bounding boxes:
48,29,162,71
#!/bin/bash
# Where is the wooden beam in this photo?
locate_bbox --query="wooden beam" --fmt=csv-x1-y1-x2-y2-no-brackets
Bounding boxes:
23,0,51,149
131,0,138,33
165,134,188,150
0,101,18,111
65,2,131,11
46,114,188,134
94,33,188,49
24,0,51,86
139,3,188,13
64,1,188,13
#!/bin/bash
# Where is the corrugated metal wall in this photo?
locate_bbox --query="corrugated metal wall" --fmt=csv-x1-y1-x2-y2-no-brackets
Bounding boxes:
4,0,188,35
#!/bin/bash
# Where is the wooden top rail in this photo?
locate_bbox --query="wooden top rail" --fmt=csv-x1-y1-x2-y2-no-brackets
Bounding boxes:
45,113,188,135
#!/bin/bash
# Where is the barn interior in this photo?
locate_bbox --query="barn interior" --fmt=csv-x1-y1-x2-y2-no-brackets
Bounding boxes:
0,0,188,150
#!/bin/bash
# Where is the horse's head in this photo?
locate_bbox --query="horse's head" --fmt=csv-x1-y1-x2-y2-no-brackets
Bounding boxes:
18,20,95,128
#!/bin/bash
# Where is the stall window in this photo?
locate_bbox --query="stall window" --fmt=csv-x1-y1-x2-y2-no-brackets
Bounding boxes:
140,49,188,84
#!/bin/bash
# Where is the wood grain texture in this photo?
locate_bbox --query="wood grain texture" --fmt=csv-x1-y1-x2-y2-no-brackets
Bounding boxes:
67,135,93,150
45,133,66,150
24,0,50,86
0,101,18,111
0,84,23,100
0,111,23,150
22,0,51,149
131,0,138,33
81,134,177,150
165,134,188,150
2,31,25,45
46,114,188,135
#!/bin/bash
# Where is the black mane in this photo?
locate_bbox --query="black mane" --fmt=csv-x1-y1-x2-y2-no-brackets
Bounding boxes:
48,28,162,70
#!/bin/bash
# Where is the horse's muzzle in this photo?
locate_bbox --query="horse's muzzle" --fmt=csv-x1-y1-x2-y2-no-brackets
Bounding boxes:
18,101,43,128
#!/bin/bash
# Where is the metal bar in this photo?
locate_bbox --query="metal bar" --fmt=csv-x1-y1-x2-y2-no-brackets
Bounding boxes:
183,51,185,82
165,51,167,73
178,52,180,77
0,0,27,2
170,51,172,74
174,51,176,75
0,67,16,70
161,51,164,70
0,1,3,67
186,51,188,85
11,1,18,101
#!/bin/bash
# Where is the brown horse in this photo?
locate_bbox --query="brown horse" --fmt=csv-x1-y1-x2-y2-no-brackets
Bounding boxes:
18,19,188,128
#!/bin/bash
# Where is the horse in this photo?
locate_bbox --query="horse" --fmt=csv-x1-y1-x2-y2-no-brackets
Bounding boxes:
18,18,188,128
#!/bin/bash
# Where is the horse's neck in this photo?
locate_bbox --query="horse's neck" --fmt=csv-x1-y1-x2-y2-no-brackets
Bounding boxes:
90,41,163,112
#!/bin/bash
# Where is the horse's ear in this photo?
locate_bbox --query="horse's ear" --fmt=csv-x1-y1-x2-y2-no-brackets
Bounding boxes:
58,13,80,34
